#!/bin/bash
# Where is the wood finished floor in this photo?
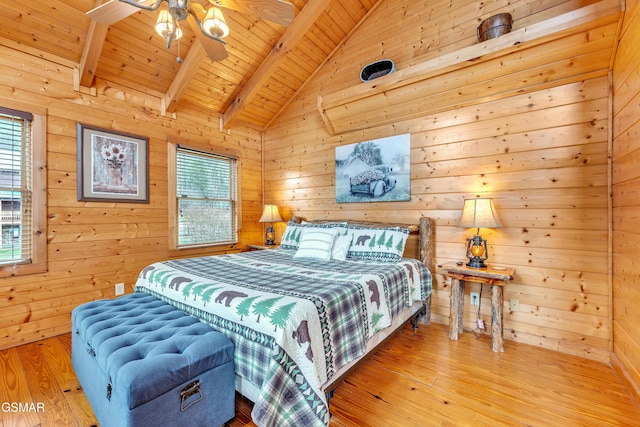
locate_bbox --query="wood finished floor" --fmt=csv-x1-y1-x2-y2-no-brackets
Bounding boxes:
1,322,638,427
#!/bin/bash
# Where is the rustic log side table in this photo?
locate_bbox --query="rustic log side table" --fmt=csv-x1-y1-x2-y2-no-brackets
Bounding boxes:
441,262,516,352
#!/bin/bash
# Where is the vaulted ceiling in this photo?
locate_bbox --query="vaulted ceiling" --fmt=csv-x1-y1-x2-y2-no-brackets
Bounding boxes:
1,0,379,130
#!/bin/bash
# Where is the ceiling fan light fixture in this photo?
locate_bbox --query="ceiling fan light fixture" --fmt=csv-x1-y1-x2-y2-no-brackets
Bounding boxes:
203,7,229,38
155,8,183,40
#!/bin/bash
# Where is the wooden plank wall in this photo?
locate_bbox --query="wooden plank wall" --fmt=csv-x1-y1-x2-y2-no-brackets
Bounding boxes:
264,0,614,362
0,46,263,350
612,0,640,403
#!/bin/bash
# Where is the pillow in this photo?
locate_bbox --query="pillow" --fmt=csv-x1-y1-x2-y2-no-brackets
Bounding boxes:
331,234,351,261
280,221,345,250
293,227,339,261
280,222,310,249
344,225,410,261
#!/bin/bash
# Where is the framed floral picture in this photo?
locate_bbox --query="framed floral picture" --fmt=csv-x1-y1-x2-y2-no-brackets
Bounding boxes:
77,123,149,202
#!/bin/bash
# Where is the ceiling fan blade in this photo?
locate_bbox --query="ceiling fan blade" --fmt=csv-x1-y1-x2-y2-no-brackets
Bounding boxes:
200,37,229,61
87,0,140,25
217,0,295,26
187,16,229,61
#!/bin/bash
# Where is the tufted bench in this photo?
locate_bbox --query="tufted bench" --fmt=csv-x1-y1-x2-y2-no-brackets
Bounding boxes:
72,293,235,427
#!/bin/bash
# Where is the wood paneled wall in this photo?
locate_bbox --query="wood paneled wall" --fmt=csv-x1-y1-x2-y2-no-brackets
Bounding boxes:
0,0,635,391
0,46,263,350
264,0,614,362
612,0,640,403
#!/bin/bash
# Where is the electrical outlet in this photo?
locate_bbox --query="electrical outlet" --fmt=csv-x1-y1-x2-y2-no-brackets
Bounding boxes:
115,283,125,296
470,292,480,306
510,298,519,311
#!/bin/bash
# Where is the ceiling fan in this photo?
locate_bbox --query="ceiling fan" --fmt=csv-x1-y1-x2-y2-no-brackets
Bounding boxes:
86,0,295,62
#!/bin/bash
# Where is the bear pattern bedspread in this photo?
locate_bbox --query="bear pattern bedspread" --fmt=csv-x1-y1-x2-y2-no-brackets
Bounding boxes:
134,248,432,427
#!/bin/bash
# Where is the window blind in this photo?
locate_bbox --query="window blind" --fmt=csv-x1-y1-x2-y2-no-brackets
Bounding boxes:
175,147,238,247
0,108,33,265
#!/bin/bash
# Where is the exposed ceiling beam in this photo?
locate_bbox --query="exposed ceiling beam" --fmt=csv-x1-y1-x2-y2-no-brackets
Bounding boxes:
78,1,109,87
163,39,207,114
264,0,386,129
162,9,228,114
221,0,330,129
86,0,140,24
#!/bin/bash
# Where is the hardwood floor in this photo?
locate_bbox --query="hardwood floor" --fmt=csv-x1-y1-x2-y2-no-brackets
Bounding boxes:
1,323,638,427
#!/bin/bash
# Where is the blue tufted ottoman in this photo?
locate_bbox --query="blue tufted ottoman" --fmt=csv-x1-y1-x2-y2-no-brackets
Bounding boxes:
72,293,235,427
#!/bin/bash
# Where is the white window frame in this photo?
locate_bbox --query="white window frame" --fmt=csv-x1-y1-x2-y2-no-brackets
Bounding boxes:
0,99,46,277
168,143,241,254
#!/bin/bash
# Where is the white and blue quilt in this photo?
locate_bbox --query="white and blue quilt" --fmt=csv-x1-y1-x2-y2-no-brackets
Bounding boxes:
134,248,432,427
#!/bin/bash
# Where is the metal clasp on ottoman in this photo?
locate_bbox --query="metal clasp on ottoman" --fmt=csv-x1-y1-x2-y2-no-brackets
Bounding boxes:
72,293,235,427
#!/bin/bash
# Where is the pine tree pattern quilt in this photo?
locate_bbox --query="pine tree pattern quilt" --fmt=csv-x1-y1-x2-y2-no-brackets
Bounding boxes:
134,248,432,427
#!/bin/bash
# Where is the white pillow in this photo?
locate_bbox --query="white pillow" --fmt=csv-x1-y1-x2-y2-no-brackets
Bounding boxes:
294,228,339,261
331,235,351,261
280,221,344,250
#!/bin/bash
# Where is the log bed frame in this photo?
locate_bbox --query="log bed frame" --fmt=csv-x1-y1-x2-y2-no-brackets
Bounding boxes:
289,216,435,397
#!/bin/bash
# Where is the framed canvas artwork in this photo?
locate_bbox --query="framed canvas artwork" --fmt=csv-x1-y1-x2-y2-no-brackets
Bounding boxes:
335,134,411,203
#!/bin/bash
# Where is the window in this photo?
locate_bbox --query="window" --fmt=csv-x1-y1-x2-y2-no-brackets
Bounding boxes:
169,144,239,250
0,101,46,276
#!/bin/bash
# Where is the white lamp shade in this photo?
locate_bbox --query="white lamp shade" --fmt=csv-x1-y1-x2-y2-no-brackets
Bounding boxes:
259,204,283,223
155,9,183,40
458,198,502,229
203,7,230,38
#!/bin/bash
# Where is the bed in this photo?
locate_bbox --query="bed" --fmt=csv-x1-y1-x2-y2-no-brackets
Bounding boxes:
133,217,434,427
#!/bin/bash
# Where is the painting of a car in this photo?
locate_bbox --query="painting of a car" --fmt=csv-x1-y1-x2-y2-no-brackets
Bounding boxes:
350,165,397,197
335,134,410,203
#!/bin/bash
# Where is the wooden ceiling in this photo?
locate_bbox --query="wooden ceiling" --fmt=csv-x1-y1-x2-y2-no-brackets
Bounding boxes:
1,0,379,130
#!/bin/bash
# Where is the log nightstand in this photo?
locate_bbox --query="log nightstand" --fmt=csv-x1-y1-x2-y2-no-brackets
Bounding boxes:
442,262,516,352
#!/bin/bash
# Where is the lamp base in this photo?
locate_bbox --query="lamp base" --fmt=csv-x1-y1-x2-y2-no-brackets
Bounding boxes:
466,257,488,269
264,225,275,246
465,234,489,269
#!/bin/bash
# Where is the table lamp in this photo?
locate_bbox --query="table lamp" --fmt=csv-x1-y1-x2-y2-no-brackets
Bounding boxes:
258,204,283,246
458,197,502,268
